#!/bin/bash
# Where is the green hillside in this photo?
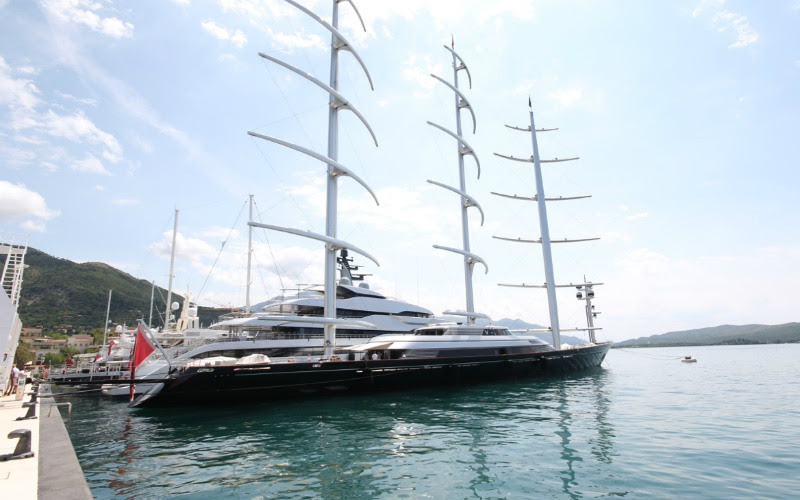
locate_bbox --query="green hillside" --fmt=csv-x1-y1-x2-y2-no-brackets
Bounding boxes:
615,323,800,347
18,248,225,333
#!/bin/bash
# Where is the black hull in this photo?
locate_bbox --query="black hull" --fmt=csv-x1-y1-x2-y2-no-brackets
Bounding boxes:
132,342,611,407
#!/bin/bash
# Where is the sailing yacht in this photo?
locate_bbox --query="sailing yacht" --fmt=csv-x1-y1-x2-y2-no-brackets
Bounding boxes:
131,4,608,408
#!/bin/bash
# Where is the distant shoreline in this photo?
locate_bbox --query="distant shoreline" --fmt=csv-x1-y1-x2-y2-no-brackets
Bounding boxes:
612,340,800,349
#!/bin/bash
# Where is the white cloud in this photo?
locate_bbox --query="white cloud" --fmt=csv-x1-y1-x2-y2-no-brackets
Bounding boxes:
41,109,123,163
70,153,110,175
54,90,96,106
692,0,758,48
0,181,60,222
20,219,47,233
401,54,443,91
0,56,41,109
201,20,247,48
268,28,326,52
41,0,134,38
607,245,800,337
2,55,125,170
549,88,583,107
149,231,219,265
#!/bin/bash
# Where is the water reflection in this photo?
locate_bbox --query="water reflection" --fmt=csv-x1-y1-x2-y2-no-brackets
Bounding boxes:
553,370,616,499
65,370,619,499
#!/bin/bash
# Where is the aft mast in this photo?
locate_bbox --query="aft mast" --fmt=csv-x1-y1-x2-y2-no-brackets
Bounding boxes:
493,99,599,347
428,39,487,324
247,0,378,359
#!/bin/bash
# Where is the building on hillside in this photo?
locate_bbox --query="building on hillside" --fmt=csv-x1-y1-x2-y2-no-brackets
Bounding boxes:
67,334,94,352
21,337,68,361
21,326,43,337
0,233,27,394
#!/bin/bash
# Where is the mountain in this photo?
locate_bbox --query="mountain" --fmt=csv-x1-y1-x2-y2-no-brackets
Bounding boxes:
615,323,800,347
18,248,226,332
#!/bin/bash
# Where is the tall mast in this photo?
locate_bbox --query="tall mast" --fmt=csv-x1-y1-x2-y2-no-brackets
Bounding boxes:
247,0,379,359
493,100,598,347
428,41,486,324
323,1,341,359
148,281,155,328
246,194,253,314
528,108,560,342
102,289,112,349
164,209,178,329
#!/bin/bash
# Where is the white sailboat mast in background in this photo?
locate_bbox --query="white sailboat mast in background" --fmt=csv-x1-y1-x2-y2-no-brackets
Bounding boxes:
164,209,178,329
428,40,487,325
247,0,379,359
493,99,601,347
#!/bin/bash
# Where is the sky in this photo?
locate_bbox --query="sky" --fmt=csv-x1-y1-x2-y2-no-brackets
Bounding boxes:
1,0,799,342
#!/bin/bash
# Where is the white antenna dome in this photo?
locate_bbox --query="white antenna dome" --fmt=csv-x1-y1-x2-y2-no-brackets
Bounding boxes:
171,301,180,311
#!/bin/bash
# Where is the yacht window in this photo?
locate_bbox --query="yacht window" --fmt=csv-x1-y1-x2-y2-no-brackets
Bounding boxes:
416,329,446,336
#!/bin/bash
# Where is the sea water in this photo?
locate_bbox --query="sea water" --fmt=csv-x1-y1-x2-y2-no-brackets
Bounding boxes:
63,344,800,499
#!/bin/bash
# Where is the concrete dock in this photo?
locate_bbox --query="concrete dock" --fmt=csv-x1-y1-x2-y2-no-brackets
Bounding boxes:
0,382,93,499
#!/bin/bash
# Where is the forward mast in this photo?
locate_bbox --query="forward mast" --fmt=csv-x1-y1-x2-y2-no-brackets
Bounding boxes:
493,101,601,347
247,0,378,359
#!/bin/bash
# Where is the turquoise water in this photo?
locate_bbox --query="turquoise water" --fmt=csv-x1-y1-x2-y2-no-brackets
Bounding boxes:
63,344,800,499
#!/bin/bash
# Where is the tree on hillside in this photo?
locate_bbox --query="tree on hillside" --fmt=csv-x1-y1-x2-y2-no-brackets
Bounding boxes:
44,352,66,366
13,342,35,367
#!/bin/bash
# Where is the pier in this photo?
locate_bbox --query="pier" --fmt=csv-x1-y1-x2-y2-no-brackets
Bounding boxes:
0,382,92,499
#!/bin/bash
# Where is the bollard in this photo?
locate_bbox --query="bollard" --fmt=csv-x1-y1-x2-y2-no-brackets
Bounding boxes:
0,429,35,461
16,401,37,421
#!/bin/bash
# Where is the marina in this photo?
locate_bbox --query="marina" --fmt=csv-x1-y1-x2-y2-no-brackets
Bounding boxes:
2,0,799,499
56,345,800,499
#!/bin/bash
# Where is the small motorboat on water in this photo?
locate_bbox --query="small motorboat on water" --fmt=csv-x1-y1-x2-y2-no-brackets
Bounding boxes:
681,356,697,363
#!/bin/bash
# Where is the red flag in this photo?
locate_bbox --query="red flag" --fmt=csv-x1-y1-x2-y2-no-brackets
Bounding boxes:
128,325,155,401
107,339,116,357
130,326,155,369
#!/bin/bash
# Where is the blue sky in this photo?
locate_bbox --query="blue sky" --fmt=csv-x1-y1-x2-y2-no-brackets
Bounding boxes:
2,0,799,342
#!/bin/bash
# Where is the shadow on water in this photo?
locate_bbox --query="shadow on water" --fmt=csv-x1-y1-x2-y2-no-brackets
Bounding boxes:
64,367,623,499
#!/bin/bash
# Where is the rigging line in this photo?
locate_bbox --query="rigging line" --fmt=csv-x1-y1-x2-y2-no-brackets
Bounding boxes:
195,198,249,301
258,52,326,156
254,200,286,294
615,348,688,360
246,135,319,235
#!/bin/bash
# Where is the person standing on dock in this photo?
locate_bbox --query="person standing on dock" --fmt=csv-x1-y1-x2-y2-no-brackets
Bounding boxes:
3,365,20,395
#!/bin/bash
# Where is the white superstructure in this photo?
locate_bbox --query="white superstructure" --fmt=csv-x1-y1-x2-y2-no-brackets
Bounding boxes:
0,232,27,394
